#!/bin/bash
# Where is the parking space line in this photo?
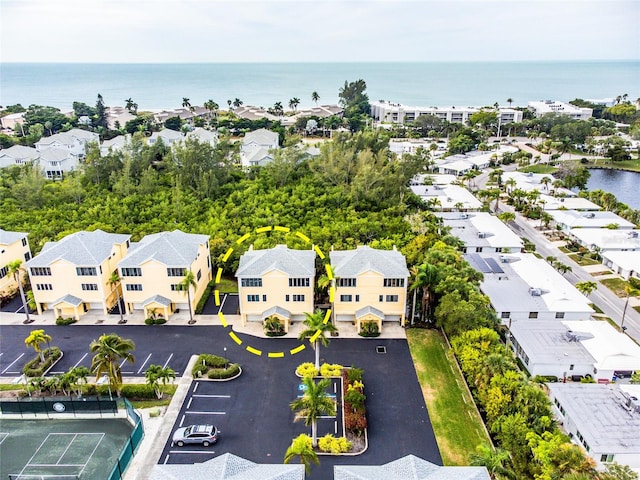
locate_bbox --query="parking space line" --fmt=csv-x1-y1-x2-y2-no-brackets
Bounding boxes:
163,454,170,464
193,383,199,393
162,353,174,369
169,450,216,454
185,411,226,415
1,353,24,374
179,415,185,427
72,353,88,368
192,394,231,398
187,398,193,409
137,353,152,374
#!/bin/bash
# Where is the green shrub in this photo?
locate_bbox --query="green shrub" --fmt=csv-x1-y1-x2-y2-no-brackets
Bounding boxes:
318,434,352,454
264,316,286,336
192,363,208,378
195,280,216,314
200,354,227,368
320,363,343,377
359,321,380,337
344,388,366,407
120,384,156,399
56,316,77,326
145,317,167,325
207,363,240,379
296,362,319,378
22,347,62,377
346,367,364,383
532,375,558,384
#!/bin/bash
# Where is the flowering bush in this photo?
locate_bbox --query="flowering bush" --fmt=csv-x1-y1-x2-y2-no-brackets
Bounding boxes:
295,362,319,378
320,363,343,377
318,434,352,453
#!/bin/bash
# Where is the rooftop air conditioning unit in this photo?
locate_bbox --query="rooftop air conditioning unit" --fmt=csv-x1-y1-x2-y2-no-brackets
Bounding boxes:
460,213,469,219
530,288,542,296
585,213,596,218
478,232,487,238
500,255,509,263
629,231,639,238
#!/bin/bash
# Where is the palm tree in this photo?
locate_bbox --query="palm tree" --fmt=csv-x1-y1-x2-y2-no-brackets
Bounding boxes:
145,364,176,399
24,329,52,363
44,121,53,136
575,281,597,297
506,98,513,107
108,272,125,324
555,263,572,276
182,97,191,110
227,99,232,111
311,91,320,106
621,285,640,331
290,377,335,447
233,98,243,109
498,212,516,223
504,177,517,194
125,98,137,114
179,270,198,325
70,366,90,397
273,101,284,117
204,99,219,120
289,97,300,112
410,263,440,323
540,176,552,192
283,434,319,474
89,333,136,397
298,310,337,369
470,444,516,479
8,260,31,323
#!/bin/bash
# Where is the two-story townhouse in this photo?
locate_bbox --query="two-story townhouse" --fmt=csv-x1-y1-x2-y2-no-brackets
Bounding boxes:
148,128,184,147
330,246,409,333
240,128,279,167
117,230,212,320
25,230,131,320
236,245,315,331
35,128,99,158
0,230,32,295
0,145,40,169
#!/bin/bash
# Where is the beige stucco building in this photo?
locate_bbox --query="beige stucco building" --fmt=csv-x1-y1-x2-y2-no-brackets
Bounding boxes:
117,230,212,319
330,246,409,333
0,230,32,295
236,245,315,331
25,230,131,320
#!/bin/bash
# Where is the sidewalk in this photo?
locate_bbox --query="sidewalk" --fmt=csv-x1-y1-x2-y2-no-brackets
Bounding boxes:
0,310,407,340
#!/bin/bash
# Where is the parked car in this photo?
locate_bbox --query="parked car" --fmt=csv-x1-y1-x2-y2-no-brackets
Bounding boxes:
172,424,220,447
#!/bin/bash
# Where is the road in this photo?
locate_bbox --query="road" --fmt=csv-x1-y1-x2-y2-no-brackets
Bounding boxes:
473,165,640,341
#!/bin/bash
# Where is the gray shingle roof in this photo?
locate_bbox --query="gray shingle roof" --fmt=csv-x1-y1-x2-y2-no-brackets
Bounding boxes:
0,229,28,246
143,295,172,307
355,306,384,320
330,246,409,278
261,306,291,319
150,452,305,480
334,455,490,480
26,230,131,267
118,230,209,268
236,245,315,277
52,294,83,307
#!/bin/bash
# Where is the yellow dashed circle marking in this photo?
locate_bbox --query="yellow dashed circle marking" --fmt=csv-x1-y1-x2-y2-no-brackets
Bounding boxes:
215,226,334,357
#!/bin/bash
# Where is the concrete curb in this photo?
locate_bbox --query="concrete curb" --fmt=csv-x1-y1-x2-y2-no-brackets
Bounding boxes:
124,354,198,480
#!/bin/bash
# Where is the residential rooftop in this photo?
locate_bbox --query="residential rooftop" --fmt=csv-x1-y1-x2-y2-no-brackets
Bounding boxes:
236,244,316,277
548,210,636,229
0,229,28,245
547,383,640,454
118,230,209,268
438,212,523,250
330,245,409,278
571,228,640,251
471,253,593,315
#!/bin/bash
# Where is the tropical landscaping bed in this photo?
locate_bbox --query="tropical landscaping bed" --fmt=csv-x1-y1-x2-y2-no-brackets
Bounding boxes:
191,353,241,380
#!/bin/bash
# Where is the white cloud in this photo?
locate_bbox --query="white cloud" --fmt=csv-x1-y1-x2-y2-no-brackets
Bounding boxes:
0,0,638,62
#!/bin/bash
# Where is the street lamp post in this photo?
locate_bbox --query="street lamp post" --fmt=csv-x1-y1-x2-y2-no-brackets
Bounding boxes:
12,374,31,398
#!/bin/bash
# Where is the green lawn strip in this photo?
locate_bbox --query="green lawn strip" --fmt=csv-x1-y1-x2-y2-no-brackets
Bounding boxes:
217,277,239,293
589,303,604,314
406,329,490,466
634,306,640,314
518,165,557,174
558,246,571,254
571,254,601,266
600,277,631,297
0,384,22,391
583,160,640,172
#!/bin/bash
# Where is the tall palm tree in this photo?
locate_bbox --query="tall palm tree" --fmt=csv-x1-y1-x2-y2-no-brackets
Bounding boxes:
506,98,513,107
8,260,31,323
621,285,639,331
410,263,440,323
232,98,243,109
182,97,191,110
298,310,337,369
145,364,176,399
289,97,300,112
575,281,597,297
290,377,335,447
283,434,319,474
24,329,52,363
179,270,198,325
108,272,125,324
90,333,135,397
311,91,320,106
204,99,219,120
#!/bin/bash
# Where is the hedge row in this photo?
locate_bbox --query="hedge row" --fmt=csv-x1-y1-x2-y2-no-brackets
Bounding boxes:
22,347,62,377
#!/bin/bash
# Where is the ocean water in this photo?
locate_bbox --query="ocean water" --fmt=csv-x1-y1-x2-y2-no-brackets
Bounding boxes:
1,61,638,111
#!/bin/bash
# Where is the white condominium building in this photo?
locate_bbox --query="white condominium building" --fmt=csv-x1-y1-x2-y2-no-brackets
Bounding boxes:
370,100,523,125
527,100,593,119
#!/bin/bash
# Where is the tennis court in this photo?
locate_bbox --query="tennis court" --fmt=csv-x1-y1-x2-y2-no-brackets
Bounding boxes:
0,418,133,480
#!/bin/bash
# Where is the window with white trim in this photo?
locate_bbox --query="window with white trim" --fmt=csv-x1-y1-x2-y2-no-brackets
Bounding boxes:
121,267,142,277
81,283,98,291
385,295,399,302
383,278,405,287
247,294,260,302
76,267,97,276
289,278,310,287
36,283,53,291
241,278,262,287
167,268,186,277
293,294,305,302
126,284,143,291
340,295,353,302
31,267,51,276
337,278,357,287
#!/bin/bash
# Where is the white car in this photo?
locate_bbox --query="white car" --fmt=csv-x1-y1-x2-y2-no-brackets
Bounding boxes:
172,424,220,447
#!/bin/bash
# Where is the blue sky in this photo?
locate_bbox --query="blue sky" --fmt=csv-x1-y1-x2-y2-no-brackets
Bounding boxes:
1,0,638,63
